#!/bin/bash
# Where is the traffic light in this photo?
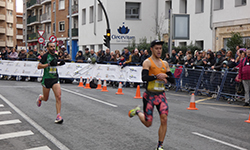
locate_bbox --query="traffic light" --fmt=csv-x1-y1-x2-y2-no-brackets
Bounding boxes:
103,29,111,48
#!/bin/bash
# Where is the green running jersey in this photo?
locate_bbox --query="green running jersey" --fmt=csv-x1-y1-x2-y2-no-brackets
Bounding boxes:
40,52,58,79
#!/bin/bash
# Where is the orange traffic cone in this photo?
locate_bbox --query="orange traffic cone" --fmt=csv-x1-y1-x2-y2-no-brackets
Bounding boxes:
78,77,84,87
134,85,142,99
187,93,198,110
101,80,108,92
116,82,124,95
84,78,91,89
96,78,102,90
245,111,250,123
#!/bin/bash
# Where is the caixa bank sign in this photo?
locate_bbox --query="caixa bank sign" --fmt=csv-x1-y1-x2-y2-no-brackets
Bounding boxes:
111,22,135,42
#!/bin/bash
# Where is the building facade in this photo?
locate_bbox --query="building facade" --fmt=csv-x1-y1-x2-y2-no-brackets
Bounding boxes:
79,0,250,52
23,0,78,59
213,0,250,51
16,12,25,50
0,0,16,50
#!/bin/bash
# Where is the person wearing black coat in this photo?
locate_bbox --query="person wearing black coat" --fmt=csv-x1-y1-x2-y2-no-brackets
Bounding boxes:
211,51,226,71
203,52,215,69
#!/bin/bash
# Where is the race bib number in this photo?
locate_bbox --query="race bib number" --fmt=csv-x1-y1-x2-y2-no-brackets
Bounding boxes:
49,67,57,74
153,80,165,91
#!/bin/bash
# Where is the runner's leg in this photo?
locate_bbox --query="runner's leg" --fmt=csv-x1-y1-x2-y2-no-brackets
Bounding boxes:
158,114,167,142
41,86,50,101
52,83,62,114
137,112,152,127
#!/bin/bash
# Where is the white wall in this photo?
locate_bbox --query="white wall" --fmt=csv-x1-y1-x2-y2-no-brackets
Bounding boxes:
213,0,250,24
79,0,159,52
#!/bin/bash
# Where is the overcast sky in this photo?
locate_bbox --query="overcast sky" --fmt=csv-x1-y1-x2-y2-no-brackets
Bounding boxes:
16,0,23,13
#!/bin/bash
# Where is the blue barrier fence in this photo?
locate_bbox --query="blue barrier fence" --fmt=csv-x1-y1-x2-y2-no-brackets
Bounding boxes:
170,65,244,101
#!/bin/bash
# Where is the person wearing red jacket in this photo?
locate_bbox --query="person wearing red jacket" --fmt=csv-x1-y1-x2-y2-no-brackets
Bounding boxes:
238,48,250,106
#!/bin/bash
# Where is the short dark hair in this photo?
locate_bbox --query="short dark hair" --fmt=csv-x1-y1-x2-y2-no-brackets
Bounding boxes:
85,48,89,51
46,42,53,47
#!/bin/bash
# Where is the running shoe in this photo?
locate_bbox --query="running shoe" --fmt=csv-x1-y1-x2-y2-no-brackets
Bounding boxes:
156,146,164,150
128,105,140,118
37,94,42,107
55,115,63,124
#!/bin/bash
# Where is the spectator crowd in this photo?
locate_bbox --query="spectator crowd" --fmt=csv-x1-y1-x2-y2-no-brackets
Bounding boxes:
1,44,250,106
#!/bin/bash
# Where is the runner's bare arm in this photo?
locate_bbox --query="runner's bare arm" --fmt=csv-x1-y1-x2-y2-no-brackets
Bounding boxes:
37,63,49,69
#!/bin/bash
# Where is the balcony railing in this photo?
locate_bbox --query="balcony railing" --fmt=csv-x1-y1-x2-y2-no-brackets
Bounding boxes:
6,15,13,23
41,12,51,22
6,40,13,47
27,32,39,40
68,28,78,37
6,1,13,10
0,26,5,34
27,15,40,24
16,24,23,29
71,4,78,15
16,35,23,40
27,0,41,8
0,14,5,20
6,28,13,36
0,40,5,47
0,0,5,7
41,0,51,4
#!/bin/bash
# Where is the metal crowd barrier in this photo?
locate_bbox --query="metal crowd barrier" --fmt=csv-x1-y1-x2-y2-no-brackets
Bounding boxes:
169,65,244,101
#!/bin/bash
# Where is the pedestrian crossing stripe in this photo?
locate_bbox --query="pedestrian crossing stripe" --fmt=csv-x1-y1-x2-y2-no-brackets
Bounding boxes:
0,104,4,107
0,111,11,115
0,130,34,140
25,146,51,150
0,119,21,126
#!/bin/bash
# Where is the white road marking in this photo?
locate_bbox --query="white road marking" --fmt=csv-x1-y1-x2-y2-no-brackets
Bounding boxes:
0,130,34,140
0,111,11,115
0,119,21,126
61,87,118,108
0,86,40,88
192,132,247,150
0,104,4,107
0,94,70,150
25,146,51,150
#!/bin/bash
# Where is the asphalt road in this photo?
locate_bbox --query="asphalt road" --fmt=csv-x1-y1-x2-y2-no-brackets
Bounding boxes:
0,80,250,150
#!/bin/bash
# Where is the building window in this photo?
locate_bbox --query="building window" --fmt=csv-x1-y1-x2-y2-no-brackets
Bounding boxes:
126,2,140,20
53,23,55,33
179,42,187,47
165,0,172,19
53,2,55,12
195,40,204,49
90,45,94,51
214,0,223,10
98,44,103,51
59,0,65,10
196,0,204,13
98,4,102,21
82,8,86,25
235,0,247,6
89,6,94,23
47,25,51,34
59,21,65,32
180,0,187,14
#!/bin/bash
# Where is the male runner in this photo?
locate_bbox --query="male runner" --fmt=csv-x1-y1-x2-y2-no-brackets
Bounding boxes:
37,42,65,124
128,40,175,150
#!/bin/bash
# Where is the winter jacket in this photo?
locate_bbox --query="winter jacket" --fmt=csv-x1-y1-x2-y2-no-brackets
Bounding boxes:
238,57,250,80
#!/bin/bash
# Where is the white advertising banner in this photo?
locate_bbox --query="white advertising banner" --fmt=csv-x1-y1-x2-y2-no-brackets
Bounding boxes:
0,60,143,82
